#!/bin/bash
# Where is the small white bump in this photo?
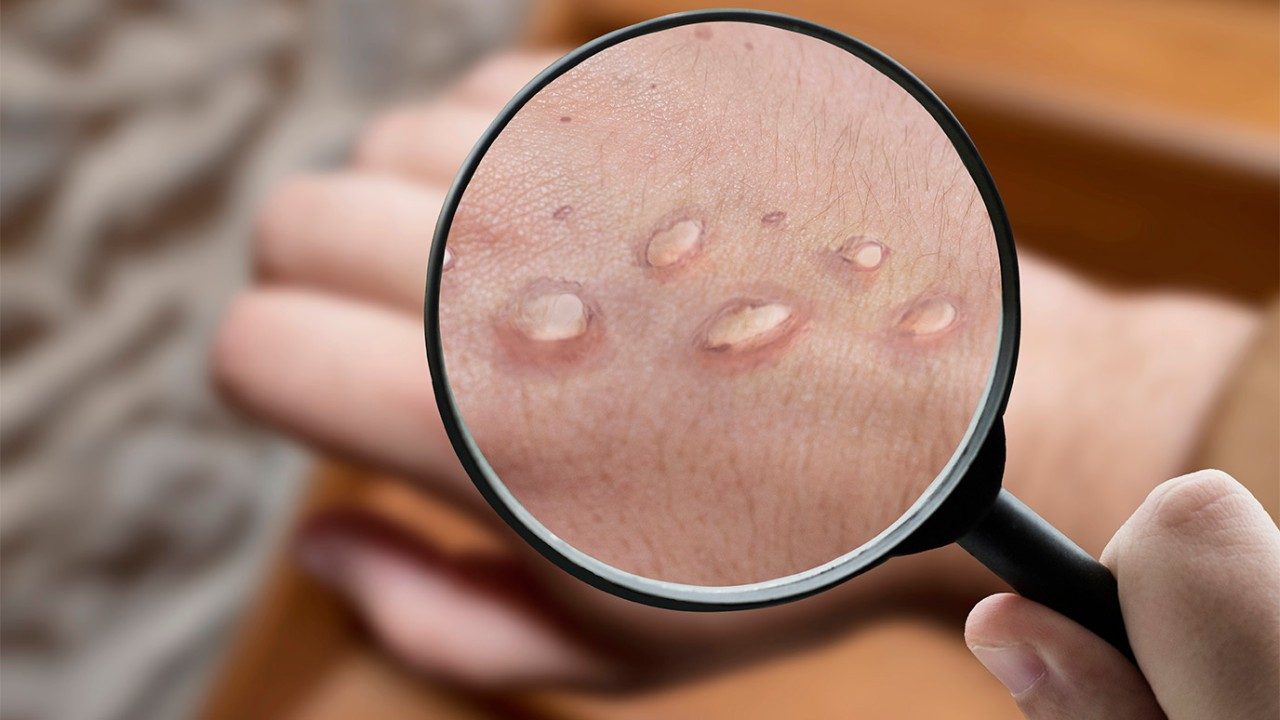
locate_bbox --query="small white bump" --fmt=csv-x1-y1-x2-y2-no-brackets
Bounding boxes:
514,291,589,342
837,237,886,270
701,300,795,352
645,219,703,268
896,295,958,337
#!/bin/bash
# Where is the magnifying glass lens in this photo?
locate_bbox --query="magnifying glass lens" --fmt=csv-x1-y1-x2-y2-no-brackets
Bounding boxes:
437,21,1002,587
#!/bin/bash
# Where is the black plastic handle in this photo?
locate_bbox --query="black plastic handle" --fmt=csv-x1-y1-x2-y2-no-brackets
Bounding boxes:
958,489,1135,662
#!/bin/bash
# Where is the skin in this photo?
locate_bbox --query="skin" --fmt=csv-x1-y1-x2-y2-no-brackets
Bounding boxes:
213,43,1268,691
966,470,1279,720
440,23,1001,584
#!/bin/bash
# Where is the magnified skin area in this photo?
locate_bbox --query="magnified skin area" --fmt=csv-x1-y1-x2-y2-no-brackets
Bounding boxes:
216,41,1266,690
440,23,1001,585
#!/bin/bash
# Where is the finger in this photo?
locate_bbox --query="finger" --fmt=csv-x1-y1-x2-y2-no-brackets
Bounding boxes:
212,288,476,509
256,173,439,312
353,102,495,184
351,52,566,182
965,594,1164,719
297,512,619,688
1102,470,1280,719
448,51,568,109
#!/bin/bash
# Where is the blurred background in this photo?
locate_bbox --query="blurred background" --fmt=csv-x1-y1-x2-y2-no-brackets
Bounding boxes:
0,1,1275,719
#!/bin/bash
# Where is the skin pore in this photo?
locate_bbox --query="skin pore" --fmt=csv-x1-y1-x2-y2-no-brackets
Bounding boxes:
439,23,1001,584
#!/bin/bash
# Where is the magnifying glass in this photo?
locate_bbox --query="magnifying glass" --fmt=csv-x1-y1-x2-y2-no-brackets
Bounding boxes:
425,9,1132,660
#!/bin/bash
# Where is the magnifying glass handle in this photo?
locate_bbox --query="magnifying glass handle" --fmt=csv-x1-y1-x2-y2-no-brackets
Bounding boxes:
957,489,1135,662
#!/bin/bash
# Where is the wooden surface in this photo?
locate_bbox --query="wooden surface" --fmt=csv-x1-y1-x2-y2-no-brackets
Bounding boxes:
201,467,1019,720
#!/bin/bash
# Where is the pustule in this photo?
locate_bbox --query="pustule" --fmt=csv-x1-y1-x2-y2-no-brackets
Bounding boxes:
894,293,960,338
695,296,808,370
515,291,589,341
495,278,604,368
637,213,709,279
816,235,889,285
644,218,704,269
837,236,888,271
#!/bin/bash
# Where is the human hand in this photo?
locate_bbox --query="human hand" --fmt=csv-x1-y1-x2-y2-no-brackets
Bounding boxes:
965,470,1280,719
212,37,1259,688
214,35,997,688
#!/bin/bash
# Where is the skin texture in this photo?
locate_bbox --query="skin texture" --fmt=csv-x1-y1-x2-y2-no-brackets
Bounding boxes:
441,23,1001,584
966,470,1280,720
213,47,1267,691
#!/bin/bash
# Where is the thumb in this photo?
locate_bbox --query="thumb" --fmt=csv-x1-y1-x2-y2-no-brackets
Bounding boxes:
965,593,1164,720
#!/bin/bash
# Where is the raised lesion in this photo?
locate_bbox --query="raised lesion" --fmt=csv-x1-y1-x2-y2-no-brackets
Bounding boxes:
438,21,1004,584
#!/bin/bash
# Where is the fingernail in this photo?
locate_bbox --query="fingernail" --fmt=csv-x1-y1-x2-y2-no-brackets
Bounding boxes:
969,644,1047,697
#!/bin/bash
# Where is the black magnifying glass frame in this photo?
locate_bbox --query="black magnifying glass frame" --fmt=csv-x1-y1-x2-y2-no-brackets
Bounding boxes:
424,8,1132,661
